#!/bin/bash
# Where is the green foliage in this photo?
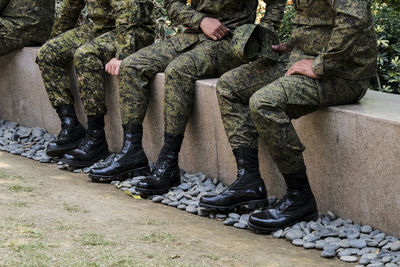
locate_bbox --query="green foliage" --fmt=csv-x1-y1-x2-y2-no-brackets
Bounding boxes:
373,2,400,94
277,4,295,43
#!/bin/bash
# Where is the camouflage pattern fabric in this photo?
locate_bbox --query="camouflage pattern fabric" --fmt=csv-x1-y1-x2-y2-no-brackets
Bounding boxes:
217,0,377,174
0,0,54,55
164,0,285,32
37,0,155,115
292,0,377,80
119,0,286,134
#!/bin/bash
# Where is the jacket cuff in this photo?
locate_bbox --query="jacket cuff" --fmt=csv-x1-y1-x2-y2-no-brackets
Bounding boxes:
312,55,324,77
191,13,207,31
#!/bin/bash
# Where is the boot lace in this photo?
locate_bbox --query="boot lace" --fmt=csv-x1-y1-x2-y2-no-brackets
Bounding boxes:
272,192,294,211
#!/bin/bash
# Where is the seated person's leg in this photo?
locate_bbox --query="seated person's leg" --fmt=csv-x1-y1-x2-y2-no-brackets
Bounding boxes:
90,36,189,181
247,75,322,232
62,31,117,167
36,25,98,158
199,59,286,210
248,75,369,232
135,40,243,195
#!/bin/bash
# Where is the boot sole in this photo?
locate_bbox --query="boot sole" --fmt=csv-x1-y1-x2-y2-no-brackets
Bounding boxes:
89,166,150,183
199,199,270,211
247,212,319,234
135,180,180,195
62,151,110,168
46,139,82,158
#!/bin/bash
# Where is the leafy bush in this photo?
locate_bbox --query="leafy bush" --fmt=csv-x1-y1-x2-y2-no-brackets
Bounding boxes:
373,2,400,94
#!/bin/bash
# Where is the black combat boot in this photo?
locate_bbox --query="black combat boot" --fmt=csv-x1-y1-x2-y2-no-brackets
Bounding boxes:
135,133,183,195
89,124,150,182
199,147,269,210
62,115,109,167
46,104,85,157
248,169,318,233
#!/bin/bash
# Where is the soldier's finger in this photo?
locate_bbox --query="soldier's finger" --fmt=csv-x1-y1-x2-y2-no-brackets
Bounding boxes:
105,63,110,73
115,65,120,76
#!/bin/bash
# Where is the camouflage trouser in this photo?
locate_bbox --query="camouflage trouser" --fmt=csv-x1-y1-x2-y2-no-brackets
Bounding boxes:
0,21,37,56
36,25,116,115
119,33,244,134
217,51,370,174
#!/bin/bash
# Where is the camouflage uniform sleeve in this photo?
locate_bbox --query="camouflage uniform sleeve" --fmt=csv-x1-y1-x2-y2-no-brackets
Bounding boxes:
112,0,155,60
164,0,206,30
51,0,85,37
259,0,286,33
312,0,372,77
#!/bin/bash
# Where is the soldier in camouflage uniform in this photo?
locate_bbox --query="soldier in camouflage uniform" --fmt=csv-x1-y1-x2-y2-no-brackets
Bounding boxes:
200,0,377,232
0,0,54,55
36,0,155,168
90,0,286,188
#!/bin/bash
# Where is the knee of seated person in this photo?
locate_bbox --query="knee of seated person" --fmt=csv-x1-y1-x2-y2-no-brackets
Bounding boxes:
36,43,54,65
249,88,280,117
164,61,189,81
119,57,140,77
216,72,236,100
73,44,96,67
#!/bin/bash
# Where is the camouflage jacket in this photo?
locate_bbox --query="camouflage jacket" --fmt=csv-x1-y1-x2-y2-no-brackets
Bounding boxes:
164,0,286,33
0,0,54,44
52,0,155,59
291,0,377,80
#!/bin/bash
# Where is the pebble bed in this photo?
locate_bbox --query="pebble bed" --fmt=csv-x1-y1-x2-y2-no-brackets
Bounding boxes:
1,119,399,267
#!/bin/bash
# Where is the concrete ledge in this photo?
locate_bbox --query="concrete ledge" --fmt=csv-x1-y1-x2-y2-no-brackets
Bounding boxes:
0,47,399,236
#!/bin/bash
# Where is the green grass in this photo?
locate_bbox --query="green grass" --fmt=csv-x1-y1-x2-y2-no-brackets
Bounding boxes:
12,201,28,207
8,184,33,193
141,232,178,244
79,233,114,246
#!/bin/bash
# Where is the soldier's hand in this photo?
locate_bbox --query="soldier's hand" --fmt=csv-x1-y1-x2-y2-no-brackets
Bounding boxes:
105,58,122,76
286,59,321,79
200,17,229,41
272,43,291,54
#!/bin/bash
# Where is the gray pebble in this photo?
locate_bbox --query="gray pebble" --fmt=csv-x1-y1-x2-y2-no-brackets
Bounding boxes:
338,249,352,257
152,195,163,203
239,214,250,225
229,213,240,220
208,213,216,219
321,249,336,258
161,199,172,205
339,239,350,248
366,263,384,267
186,205,198,214
315,240,326,250
178,183,191,191
361,225,373,234
390,241,400,252
340,256,359,263
197,207,209,217
223,218,239,226
350,239,367,249
121,181,132,188
177,204,186,210
382,256,393,264
292,239,305,246
286,229,304,241
327,211,337,220
380,240,390,248
303,242,315,249
367,240,379,247
272,229,283,238
233,222,247,229
168,201,180,207
385,264,398,267
72,168,82,173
